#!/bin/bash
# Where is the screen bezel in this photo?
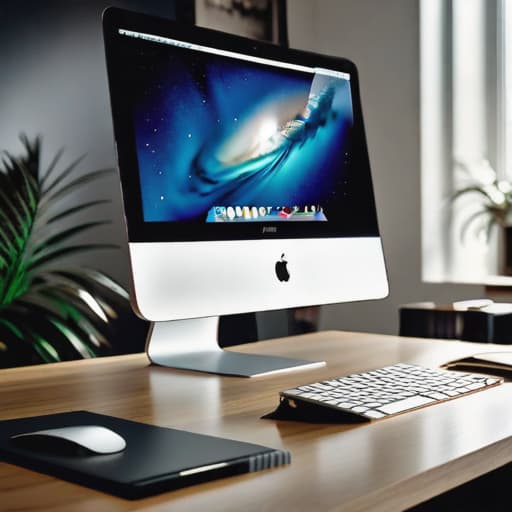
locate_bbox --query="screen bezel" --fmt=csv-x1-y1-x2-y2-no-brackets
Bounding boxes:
103,7,380,243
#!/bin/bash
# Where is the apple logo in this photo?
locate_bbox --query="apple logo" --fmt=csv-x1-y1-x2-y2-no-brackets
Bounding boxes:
275,253,290,282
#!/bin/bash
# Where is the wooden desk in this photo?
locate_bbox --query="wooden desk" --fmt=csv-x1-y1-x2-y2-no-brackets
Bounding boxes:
2,331,512,512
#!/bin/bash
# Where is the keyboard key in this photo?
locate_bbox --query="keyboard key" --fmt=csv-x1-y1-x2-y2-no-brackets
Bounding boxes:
424,391,450,400
283,389,302,396
467,382,485,390
365,410,386,419
377,395,435,415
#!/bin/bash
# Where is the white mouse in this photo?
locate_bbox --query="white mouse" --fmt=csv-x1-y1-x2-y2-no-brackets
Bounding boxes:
10,425,127,455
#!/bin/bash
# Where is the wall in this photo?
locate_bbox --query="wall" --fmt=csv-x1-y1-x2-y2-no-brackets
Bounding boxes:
288,0,483,335
0,0,176,287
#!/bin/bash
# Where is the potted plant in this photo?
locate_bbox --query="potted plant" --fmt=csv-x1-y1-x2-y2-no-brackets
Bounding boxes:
453,158,512,274
0,135,144,368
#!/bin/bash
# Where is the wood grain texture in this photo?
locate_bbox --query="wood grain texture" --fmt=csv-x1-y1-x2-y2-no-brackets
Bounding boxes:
1,331,512,512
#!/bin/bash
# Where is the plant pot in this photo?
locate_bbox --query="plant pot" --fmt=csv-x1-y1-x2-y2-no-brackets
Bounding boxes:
500,225,512,276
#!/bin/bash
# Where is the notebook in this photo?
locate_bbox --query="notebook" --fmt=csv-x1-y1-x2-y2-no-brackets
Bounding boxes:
0,411,290,499
443,352,512,377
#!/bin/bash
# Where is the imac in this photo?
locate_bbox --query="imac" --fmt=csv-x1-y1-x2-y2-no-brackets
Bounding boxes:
103,8,388,377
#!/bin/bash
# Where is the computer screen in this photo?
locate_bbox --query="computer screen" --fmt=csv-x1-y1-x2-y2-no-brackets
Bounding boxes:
125,28,365,233
103,8,388,376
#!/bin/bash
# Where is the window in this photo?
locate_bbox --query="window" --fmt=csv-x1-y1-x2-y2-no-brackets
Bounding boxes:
421,0,512,283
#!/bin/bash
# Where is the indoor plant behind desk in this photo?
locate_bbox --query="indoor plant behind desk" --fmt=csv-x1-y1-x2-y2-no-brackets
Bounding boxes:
0,135,146,368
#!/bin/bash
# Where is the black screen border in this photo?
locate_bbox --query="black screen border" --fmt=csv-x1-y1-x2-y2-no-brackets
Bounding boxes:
103,7,380,243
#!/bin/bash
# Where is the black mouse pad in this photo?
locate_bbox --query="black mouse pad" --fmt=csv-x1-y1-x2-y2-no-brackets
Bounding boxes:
0,411,290,499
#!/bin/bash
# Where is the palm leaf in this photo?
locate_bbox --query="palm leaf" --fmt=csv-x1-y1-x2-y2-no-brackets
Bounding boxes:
57,268,129,299
452,186,496,204
485,216,496,242
27,285,110,346
18,133,40,178
0,208,24,250
0,186,31,240
0,253,9,270
459,209,490,242
50,319,94,358
0,318,23,340
38,280,110,323
0,225,16,259
41,168,114,206
31,333,61,363
31,221,111,256
42,154,86,196
27,243,118,273
46,200,110,225
0,135,130,366
7,289,102,361
1,305,68,360
40,146,64,187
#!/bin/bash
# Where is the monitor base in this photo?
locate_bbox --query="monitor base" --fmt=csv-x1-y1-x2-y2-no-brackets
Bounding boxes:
145,317,325,377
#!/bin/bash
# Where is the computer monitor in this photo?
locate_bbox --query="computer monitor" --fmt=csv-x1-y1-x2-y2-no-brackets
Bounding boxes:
102,7,388,377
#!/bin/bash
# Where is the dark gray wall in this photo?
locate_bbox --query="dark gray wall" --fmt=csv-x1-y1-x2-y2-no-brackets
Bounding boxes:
0,1,176,286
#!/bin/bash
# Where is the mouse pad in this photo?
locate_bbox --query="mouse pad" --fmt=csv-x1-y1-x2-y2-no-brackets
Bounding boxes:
0,411,290,499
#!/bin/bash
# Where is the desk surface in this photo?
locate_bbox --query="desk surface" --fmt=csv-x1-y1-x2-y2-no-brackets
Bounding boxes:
2,331,512,512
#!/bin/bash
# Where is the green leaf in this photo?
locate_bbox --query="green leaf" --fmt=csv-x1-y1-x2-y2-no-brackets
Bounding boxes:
5,299,95,360
27,243,118,273
0,305,64,362
28,287,111,347
0,318,23,340
2,266,30,304
31,221,111,256
0,186,29,239
42,168,113,206
37,286,106,327
46,200,111,225
18,162,39,212
17,293,67,319
50,319,94,358
57,268,129,299
40,147,64,186
0,223,15,255
34,335,61,362
34,270,126,325
47,283,109,322
459,209,490,242
452,186,496,205
19,133,41,179
485,216,495,242
0,211,23,251
42,154,86,196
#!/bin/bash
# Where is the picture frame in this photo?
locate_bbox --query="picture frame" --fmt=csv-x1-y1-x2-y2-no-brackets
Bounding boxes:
176,0,288,46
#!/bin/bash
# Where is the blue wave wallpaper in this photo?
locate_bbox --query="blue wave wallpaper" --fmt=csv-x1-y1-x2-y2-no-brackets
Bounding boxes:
133,44,354,223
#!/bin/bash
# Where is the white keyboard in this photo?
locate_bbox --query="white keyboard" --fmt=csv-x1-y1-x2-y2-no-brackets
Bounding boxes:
280,363,503,421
